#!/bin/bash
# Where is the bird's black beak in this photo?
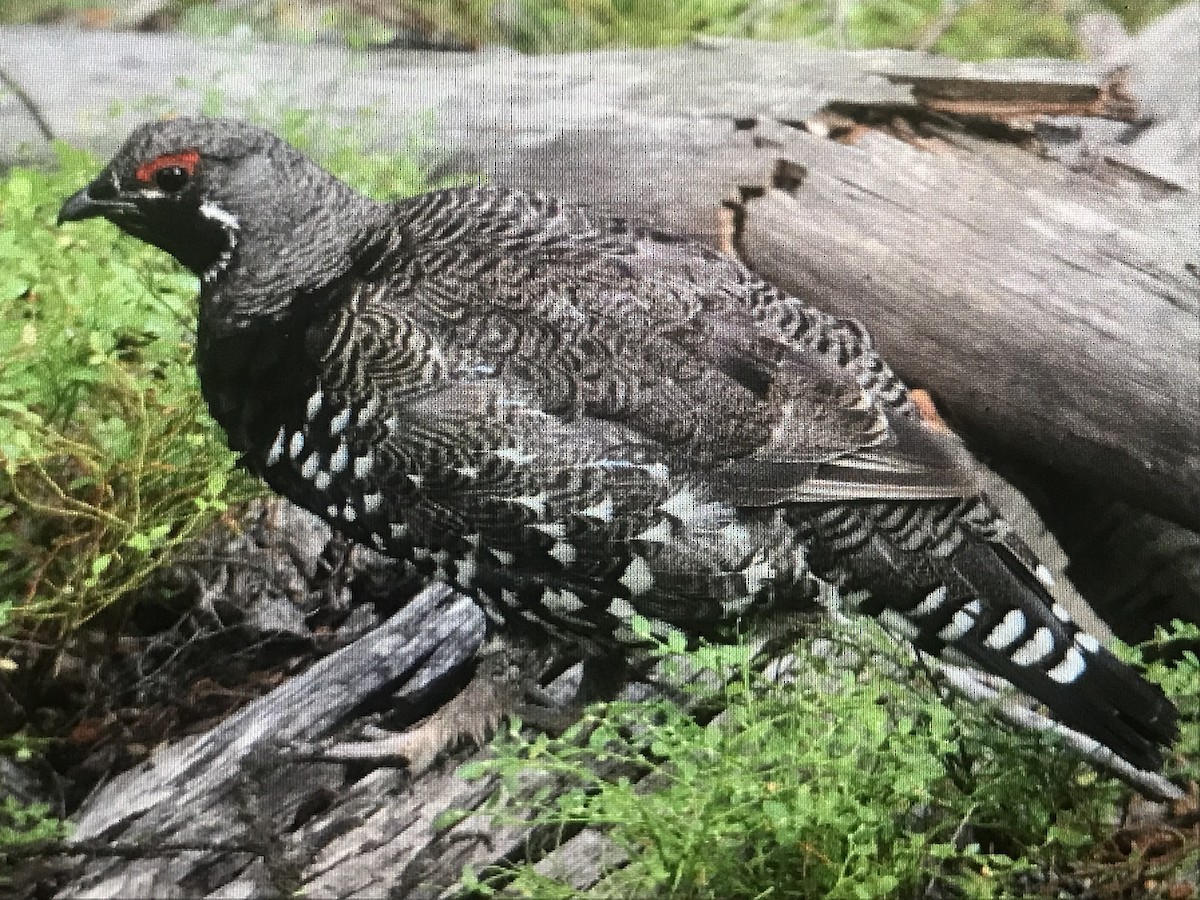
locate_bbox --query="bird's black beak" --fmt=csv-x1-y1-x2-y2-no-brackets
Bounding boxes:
57,175,125,225
58,185,107,225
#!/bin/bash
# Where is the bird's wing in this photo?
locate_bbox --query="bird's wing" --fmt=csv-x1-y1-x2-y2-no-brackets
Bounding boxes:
297,285,783,637
701,324,979,505
305,286,690,544
385,187,980,508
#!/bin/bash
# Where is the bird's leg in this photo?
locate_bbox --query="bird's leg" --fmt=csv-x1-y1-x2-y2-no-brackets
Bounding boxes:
318,635,552,775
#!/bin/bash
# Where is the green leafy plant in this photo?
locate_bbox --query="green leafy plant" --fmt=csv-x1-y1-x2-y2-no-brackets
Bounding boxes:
1122,620,1200,789
0,796,70,854
0,1,1194,59
459,615,1199,898
0,143,256,635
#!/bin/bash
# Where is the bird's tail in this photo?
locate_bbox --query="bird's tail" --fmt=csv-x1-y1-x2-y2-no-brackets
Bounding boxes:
792,498,1180,792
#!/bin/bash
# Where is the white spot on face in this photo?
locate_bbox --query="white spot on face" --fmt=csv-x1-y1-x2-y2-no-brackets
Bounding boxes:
1051,602,1073,623
549,541,577,565
299,454,320,481
1010,627,1055,666
533,522,568,539
266,426,286,467
1075,632,1100,654
937,610,975,643
619,555,654,595
363,492,383,514
580,496,615,522
1035,564,1055,587
635,520,674,544
326,504,338,518
330,441,349,473
390,523,408,539
305,390,324,422
983,609,1027,651
353,452,373,480
910,586,948,618
1047,646,1087,684
607,597,637,619
329,408,352,436
314,471,331,491
342,502,357,522
494,447,536,465
491,548,515,566
288,431,305,460
199,200,240,231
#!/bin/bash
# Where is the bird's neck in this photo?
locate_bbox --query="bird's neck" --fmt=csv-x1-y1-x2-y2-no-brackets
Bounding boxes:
192,193,392,459
195,300,319,460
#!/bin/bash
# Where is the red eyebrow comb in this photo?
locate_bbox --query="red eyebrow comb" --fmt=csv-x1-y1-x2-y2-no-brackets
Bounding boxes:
134,149,200,184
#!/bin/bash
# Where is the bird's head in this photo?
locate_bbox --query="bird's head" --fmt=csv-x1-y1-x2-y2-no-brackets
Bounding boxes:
58,117,374,295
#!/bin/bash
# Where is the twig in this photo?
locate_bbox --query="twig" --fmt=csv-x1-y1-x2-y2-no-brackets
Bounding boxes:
0,64,55,142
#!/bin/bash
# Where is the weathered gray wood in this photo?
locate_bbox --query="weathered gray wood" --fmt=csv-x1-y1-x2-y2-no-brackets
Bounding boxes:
57,583,486,898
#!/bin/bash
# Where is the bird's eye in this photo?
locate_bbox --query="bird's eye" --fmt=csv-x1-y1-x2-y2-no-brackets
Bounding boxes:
134,149,200,192
155,165,190,192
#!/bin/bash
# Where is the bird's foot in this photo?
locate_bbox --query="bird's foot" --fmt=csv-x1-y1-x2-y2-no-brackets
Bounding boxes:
317,636,550,776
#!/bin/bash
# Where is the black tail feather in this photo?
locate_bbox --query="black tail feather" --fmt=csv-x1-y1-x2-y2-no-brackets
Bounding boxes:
940,538,1178,772
804,501,1180,778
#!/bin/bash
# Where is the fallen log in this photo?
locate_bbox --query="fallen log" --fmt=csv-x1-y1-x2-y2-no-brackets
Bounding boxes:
58,583,486,897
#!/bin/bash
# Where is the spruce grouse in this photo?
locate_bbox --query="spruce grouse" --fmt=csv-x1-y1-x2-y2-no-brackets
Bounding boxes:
59,117,1179,793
